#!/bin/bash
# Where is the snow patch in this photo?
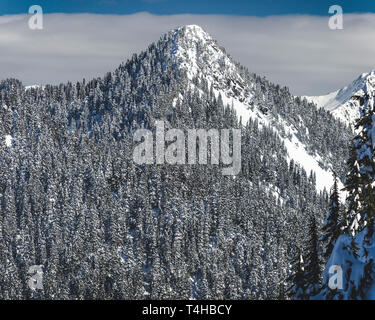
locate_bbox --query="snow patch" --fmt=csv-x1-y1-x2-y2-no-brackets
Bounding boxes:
5,135,12,147
25,85,41,90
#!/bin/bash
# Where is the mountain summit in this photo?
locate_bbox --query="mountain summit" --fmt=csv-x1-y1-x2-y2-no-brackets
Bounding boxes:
171,25,246,88
163,25,254,121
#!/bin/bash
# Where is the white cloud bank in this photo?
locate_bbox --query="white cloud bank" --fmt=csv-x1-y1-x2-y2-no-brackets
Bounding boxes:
0,12,375,95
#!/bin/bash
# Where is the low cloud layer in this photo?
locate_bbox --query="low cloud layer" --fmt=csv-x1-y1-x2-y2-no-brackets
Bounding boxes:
0,12,374,95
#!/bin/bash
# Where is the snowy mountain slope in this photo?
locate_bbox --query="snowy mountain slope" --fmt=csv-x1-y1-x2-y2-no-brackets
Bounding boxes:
169,25,345,193
303,70,375,126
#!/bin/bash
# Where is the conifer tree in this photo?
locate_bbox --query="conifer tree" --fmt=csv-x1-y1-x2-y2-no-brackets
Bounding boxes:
321,172,341,260
304,214,321,296
288,247,306,300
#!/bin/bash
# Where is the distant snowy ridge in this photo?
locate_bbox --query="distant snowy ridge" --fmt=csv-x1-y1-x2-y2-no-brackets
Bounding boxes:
303,70,375,126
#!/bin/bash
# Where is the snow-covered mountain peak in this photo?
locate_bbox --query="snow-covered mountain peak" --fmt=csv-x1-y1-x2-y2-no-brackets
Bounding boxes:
170,25,239,77
176,25,211,41
351,69,375,101
164,25,253,118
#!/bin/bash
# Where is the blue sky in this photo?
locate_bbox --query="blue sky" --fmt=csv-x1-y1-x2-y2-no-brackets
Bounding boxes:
1,0,375,16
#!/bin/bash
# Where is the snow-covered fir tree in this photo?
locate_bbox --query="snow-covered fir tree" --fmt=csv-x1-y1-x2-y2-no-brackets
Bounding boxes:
321,172,341,259
288,247,307,299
